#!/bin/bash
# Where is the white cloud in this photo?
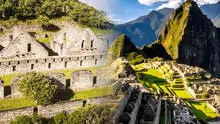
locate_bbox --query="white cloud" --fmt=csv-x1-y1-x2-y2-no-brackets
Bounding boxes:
194,0,220,6
138,0,220,10
156,0,182,10
138,0,169,6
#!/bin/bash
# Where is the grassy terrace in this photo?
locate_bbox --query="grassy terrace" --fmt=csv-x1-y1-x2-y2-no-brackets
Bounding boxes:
137,68,193,98
0,86,114,111
136,63,219,120
186,101,219,120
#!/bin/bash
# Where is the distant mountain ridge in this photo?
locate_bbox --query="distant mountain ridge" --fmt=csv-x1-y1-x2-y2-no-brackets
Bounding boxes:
200,1,220,27
116,2,220,47
116,8,174,47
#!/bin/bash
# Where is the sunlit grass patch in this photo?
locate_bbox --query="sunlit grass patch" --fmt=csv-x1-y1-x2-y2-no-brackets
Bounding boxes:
0,97,35,111
186,101,219,120
71,86,114,100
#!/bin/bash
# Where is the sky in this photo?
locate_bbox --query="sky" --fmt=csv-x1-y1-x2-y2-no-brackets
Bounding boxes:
79,0,220,24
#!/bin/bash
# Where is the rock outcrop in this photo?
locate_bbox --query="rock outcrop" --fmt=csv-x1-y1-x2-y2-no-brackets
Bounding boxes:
155,0,220,75
108,34,138,60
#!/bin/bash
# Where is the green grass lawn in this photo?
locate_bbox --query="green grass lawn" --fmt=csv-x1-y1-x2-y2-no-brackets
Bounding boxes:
0,97,36,111
172,89,193,99
0,86,114,111
186,101,219,120
72,86,114,100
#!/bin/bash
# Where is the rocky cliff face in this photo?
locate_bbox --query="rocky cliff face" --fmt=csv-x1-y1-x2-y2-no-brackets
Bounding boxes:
108,34,138,60
157,0,220,75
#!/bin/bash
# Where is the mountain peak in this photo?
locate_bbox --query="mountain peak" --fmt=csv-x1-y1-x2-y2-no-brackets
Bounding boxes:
108,34,137,59
156,0,220,75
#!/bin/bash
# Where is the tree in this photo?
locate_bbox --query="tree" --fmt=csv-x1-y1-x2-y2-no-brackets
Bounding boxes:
18,72,58,105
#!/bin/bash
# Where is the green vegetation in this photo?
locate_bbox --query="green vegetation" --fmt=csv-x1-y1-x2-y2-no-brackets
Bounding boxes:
18,72,58,105
157,1,192,59
36,37,52,43
71,86,114,100
109,34,138,60
0,86,113,111
0,97,35,111
186,101,219,120
0,0,108,28
126,52,144,65
172,89,192,99
11,104,115,124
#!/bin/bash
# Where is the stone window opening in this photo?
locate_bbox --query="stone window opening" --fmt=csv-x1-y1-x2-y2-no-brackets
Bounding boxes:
36,60,38,63
0,62,1,65
61,58,63,61
91,40,94,48
8,62,10,65
95,59,98,65
65,62,67,68
17,61,20,65
83,100,87,107
53,59,55,62
27,43,31,52
27,60,29,63
45,59,47,62
80,60,83,66
93,76,97,86
31,64,34,70
12,66,16,71
48,63,51,69
81,40,84,48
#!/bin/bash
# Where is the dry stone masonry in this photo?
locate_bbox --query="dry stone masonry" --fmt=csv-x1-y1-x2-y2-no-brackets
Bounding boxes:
46,72,66,89
11,76,23,98
70,70,94,90
0,24,116,76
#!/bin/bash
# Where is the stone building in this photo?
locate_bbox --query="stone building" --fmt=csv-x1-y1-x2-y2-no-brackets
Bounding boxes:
46,72,66,89
70,70,94,90
51,25,108,56
0,27,25,48
0,30,48,59
0,79,4,99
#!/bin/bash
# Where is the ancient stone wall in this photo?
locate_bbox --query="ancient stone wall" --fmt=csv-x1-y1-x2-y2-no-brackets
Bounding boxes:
87,95,117,105
70,70,94,90
11,76,23,98
38,99,84,118
51,25,109,56
0,54,107,76
46,72,66,89
0,80,4,99
0,107,34,123
0,32,48,59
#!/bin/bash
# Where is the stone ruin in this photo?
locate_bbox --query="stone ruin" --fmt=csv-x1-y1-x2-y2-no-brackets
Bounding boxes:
70,70,94,90
51,25,108,56
0,27,48,59
0,79,4,99
11,76,23,98
45,72,66,89
0,24,116,76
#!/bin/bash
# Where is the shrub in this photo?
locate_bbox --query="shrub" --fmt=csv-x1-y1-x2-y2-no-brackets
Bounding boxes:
18,72,58,105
